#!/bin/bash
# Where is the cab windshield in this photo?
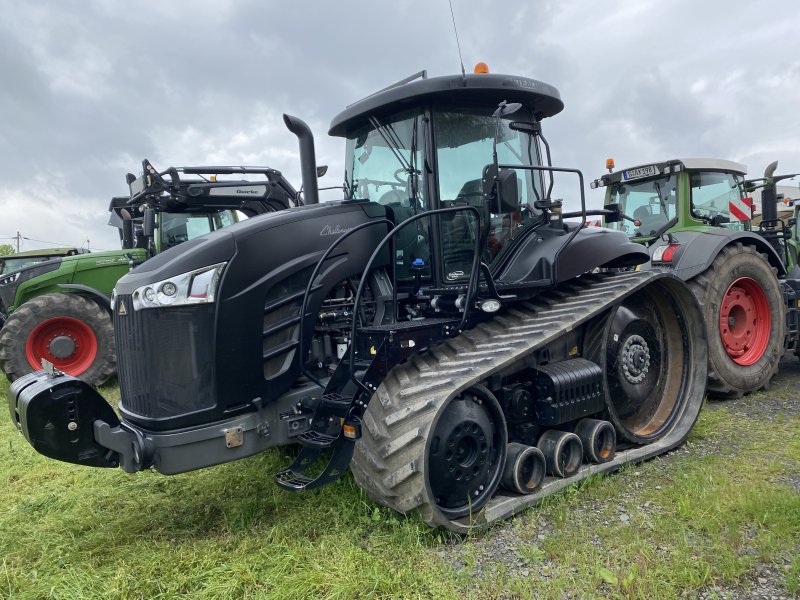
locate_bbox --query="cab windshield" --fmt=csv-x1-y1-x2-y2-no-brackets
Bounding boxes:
159,210,237,251
345,109,425,209
344,109,428,279
607,176,678,238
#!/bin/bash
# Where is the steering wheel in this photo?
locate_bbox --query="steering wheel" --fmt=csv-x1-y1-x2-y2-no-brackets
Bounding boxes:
357,178,406,199
456,192,484,201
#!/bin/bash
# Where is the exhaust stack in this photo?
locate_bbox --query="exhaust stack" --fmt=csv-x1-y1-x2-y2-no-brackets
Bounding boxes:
283,114,319,205
761,160,779,224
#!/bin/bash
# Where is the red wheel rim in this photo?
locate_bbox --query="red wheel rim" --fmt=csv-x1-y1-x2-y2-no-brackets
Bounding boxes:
25,317,98,375
718,277,771,366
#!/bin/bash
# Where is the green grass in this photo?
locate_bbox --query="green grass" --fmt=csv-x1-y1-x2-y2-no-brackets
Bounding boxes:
2,375,799,599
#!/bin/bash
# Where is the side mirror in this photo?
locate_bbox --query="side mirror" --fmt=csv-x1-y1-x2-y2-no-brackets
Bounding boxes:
316,165,328,178
120,209,134,250
604,202,622,223
483,165,519,213
142,207,157,238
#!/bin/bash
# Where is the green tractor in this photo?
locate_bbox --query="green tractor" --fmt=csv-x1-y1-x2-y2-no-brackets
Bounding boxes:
0,247,89,275
594,158,800,397
0,161,297,385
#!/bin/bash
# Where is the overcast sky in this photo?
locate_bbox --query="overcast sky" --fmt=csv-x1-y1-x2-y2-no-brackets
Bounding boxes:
1,0,799,251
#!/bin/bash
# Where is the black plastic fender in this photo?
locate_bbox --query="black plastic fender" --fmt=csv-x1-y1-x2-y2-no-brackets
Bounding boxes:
646,230,787,281
496,225,649,286
8,371,120,467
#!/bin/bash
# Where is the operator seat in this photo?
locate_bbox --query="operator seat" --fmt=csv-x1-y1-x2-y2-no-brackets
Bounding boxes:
454,178,483,205
633,205,667,236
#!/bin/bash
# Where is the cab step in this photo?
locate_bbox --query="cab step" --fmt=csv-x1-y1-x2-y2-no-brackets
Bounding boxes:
274,440,355,491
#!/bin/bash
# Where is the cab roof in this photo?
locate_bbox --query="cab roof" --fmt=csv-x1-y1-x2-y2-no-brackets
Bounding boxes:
328,73,564,138
4,247,85,258
592,158,747,188
672,158,747,174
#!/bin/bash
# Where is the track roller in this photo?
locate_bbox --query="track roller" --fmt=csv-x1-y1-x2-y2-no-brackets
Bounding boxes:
537,430,583,478
574,418,616,464
501,443,546,494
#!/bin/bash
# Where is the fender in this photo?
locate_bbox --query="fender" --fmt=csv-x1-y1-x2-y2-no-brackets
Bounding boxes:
57,284,112,312
646,229,787,281
496,224,649,286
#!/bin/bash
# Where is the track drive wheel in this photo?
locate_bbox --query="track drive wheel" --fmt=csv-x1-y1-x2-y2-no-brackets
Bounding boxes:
586,277,707,444
687,243,784,398
0,293,115,386
351,375,506,528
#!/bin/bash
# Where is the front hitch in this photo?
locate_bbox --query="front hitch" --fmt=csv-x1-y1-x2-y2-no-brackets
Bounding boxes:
8,370,146,470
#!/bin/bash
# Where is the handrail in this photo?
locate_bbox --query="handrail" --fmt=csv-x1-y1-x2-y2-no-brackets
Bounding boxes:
297,218,394,388
497,163,587,285
348,205,482,394
758,217,790,267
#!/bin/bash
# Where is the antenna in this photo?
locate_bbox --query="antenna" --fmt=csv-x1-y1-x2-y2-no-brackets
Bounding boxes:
447,0,466,80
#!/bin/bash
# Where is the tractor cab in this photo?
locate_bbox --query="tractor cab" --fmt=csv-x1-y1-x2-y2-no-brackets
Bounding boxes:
109,160,298,257
340,101,548,282
593,158,751,241
331,70,642,302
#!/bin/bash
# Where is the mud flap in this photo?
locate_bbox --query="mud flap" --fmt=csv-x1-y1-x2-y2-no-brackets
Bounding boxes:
8,371,121,467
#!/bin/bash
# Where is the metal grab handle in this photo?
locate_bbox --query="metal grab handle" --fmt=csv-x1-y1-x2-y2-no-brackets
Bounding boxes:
348,204,482,393
498,163,587,284
297,218,394,387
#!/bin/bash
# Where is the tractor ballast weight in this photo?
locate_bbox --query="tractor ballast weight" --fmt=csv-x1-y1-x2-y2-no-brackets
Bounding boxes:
8,71,708,532
595,158,800,396
0,164,297,386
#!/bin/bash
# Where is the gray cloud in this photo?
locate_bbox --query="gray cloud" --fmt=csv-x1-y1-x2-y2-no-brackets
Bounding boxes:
1,0,798,250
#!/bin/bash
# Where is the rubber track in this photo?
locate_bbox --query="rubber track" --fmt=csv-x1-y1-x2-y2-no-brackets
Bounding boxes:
351,271,702,532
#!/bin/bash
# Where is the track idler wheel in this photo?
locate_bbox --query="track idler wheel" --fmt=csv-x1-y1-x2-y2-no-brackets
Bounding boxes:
537,430,583,478
574,418,616,464
501,443,546,494
586,276,707,444
426,386,507,518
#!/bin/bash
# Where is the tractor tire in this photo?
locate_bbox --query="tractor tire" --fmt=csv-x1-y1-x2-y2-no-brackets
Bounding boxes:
0,292,115,386
687,243,784,398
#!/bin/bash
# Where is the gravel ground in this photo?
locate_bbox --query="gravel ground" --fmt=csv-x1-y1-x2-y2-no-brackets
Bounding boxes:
436,355,800,599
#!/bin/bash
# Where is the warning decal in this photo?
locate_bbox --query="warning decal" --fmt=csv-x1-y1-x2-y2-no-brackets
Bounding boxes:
729,196,752,221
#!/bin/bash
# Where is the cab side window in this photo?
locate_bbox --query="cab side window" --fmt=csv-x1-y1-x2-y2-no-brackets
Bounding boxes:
690,172,747,229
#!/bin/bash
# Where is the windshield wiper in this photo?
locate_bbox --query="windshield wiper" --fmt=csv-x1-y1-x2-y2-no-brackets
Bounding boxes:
367,116,418,178
408,116,420,203
653,181,669,215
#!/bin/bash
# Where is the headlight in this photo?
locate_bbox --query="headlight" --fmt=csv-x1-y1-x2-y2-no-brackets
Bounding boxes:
131,262,227,311
0,272,20,286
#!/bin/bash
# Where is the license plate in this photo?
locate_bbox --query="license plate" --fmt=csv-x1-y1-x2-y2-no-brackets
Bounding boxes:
622,165,659,181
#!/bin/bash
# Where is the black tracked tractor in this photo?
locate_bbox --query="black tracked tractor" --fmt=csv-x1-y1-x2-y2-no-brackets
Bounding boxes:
8,68,708,532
